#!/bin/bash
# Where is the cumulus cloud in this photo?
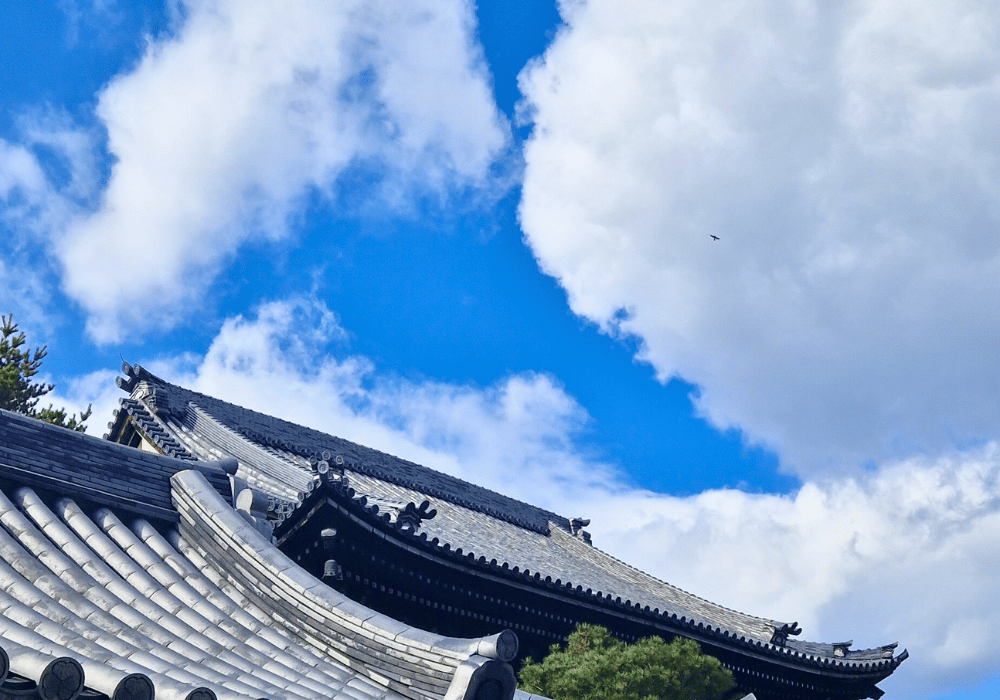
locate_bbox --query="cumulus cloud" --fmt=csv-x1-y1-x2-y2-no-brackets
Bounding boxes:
0,140,50,226
518,0,1000,474
588,448,1000,698
55,0,510,342
1,114,98,324
123,298,1000,698
57,0,124,47
1,112,95,240
157,297,623,501
1,141,53,319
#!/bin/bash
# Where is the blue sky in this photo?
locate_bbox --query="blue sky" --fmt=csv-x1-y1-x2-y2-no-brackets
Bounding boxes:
2,2,999,699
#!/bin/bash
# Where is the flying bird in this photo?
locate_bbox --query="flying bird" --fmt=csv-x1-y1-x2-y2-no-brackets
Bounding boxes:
710,234,720,241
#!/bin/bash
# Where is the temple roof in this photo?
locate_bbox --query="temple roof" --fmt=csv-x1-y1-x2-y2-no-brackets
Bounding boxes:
105,364,908,684
0,408,519,700
109,368,568,535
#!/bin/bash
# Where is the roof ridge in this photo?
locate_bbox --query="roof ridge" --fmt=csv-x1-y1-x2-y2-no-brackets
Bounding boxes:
0,408,228,522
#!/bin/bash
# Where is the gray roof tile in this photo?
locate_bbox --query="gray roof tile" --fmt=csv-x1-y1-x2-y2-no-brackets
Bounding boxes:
0,409,518,700
100,368,909,694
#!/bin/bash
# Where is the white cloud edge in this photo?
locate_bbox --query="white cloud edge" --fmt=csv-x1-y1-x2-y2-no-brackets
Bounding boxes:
516,0,1000,479
2,0,513,344
57,0,513,343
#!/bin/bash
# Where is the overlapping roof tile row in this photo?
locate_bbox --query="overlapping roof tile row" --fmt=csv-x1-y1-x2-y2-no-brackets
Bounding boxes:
0,408,522,700
114,364,567,536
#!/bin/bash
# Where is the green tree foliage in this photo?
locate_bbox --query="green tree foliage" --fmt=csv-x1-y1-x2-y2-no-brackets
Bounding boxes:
519,624,736,700
0,315,91,432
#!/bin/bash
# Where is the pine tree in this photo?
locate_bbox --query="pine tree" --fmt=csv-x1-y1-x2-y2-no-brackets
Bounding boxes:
519,624,736,700
0,314,91,432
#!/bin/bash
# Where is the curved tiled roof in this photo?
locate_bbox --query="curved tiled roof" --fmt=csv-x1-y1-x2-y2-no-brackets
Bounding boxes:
172,469,517,700
113,364,568,535
309,472,907,677
336,470,781,642
107,367,907,685
182,403,315,503
0,408,520,700
1,408,226,522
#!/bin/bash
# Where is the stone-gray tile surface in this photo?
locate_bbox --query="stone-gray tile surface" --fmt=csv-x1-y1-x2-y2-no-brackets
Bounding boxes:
0,408,519,700
103,366,908,695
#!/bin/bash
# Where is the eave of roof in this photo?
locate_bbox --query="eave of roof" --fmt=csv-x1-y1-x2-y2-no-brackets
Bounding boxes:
290,474,907,678
109,364,908,683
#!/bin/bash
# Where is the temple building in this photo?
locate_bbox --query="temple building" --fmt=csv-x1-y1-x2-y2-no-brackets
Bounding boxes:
0,362,906,700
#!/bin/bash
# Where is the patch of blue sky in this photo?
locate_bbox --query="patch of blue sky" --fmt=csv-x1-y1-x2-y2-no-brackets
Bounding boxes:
253,196,793,495
0,3,168,128
930,673,1000,700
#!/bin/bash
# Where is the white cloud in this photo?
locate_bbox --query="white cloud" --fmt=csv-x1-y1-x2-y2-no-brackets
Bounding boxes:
0,141,53,319
0,121,89,241
128,298,1000,698
0,140,49,214
585,447,1000,698
159,297,623,501
518,0,1000,474
57,0,124,48
54,0,510,342
1,115,98,324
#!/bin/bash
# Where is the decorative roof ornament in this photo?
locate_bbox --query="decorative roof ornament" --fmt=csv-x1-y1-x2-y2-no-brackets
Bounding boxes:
397,500,437,535
569,517,593,544
358,497,437,535
146,387,179,419
770,621,803,647
833,641,853,658
128,380,181,420
880,642,900,659
115,361,140,393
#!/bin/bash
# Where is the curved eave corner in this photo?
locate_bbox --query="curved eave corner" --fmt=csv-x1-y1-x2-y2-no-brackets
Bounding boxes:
101,366,909,694
310,476,908,681
172,468,520,700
